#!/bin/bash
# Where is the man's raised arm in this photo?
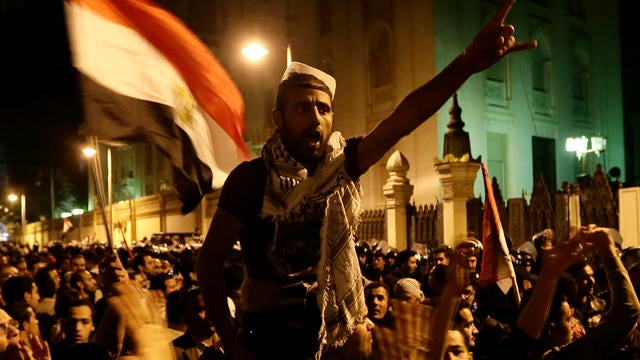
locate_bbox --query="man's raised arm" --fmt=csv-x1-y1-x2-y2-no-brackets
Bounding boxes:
357,0,536,171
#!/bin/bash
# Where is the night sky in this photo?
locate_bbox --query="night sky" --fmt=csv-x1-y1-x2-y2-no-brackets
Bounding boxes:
0,0,85,220
0,0,638,220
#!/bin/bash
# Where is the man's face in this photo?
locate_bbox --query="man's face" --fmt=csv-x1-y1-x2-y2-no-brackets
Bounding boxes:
365,287,389,320
164,277,180,296
28,283,40,309
80,271,98,294
62,305,94,344
141,255,156,276
0,266,18,285
576,265,595,297
458,308,478,348
372,256,386,270
460,285,475,305
275,88,333,168
0,309,20,352
547,300,573,347
358,253,367,266
71,257,86,272
49,269,61,290
404,256,418,274
444,330,472,360
434,252,450,266
466,256,478,272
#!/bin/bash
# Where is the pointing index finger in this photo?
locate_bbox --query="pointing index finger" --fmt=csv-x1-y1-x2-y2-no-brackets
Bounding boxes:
492,0,516,24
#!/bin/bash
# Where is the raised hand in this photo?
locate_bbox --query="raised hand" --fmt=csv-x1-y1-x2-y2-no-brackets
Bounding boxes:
27,334,50,360
539,229,586,277
582,226,616,254
463,0,537,73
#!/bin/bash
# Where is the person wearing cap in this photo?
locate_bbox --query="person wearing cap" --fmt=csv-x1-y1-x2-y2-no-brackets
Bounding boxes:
394,278,425,304
197,1,535,358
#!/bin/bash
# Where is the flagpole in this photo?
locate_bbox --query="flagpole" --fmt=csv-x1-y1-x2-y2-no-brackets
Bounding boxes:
510,266,522,306
87,136,113,248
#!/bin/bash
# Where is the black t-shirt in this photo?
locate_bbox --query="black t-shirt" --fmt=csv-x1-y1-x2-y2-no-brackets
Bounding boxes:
218,137,364,284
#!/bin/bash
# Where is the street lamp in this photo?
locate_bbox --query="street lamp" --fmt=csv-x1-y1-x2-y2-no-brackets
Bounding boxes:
241,43,269,61
241,43,292,67
7,193,26,231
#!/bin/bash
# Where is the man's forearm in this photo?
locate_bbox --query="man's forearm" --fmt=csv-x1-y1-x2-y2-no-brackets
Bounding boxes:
378,55,473,138
516,271,559,339
197,260,238,346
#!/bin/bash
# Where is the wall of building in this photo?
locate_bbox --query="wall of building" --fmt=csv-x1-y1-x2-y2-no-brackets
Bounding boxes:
107,0,625,214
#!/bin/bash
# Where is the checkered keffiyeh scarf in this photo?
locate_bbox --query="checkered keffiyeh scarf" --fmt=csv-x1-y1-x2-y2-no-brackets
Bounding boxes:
260,130,368,356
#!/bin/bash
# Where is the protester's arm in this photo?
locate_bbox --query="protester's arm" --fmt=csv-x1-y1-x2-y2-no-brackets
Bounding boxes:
429,244,468,360
516,231,586,339
196,208,248,360
546,227,640,358
357,0,536,171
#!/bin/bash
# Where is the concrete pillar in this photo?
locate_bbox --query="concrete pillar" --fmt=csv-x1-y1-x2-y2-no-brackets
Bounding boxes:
434,161,480,247
384,151,414,251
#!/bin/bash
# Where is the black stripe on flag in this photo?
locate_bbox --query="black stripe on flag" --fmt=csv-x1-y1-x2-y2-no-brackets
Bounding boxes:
78,73,213,213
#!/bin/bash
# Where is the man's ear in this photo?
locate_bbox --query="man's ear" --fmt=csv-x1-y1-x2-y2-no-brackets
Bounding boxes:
272,109,283,130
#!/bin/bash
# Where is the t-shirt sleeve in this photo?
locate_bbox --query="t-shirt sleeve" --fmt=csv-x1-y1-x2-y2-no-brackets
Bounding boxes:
217,159,267,224
345,136,366,181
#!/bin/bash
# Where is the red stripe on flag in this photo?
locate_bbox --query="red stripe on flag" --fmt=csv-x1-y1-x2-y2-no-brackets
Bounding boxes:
90,0,249,159
67,0,130,27
478,163,517,296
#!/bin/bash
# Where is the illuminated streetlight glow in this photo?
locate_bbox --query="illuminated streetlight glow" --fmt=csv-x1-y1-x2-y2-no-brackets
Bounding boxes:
83,147,97,157
241,44,269,61
8,194,18,203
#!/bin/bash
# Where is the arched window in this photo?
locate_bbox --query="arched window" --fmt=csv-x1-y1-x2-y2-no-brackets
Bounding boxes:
367,23,392,89
530,29,553,115
571,40,591,123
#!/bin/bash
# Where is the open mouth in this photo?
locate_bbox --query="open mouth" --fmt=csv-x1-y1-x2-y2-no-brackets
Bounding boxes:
306,130,322,146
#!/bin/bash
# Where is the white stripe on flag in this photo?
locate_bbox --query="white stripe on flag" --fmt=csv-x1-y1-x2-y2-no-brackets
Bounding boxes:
65,1,242,188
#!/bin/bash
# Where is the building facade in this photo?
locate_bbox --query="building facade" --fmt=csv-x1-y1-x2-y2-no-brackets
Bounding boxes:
117,0,624,211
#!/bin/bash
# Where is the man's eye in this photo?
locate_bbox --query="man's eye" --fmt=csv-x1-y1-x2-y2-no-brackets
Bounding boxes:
317,105,331,115
296,103,312,113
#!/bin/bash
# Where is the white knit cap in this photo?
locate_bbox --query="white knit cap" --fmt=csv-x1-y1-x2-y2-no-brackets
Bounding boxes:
394,278,425,301
280,61,336,99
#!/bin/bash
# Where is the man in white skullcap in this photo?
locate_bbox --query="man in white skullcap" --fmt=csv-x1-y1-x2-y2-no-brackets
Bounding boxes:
198,1,536,358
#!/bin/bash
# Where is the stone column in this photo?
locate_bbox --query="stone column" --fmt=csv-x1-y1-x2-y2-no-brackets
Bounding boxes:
383,151,414,251
435,161,480,246
434,94,481,247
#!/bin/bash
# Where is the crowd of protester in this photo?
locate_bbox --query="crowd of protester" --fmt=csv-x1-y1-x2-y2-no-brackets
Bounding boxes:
0,236,223,360
0,225,637,359
360,227,640,359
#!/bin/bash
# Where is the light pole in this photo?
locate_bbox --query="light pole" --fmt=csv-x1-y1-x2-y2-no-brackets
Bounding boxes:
83,143,113,245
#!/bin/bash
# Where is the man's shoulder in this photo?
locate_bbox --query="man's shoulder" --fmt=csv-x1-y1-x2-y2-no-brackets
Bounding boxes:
172,332,195,348
218,158,267,220
228,158,267,179
222,158,267,190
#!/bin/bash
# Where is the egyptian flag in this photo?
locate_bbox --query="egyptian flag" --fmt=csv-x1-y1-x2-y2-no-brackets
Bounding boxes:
478,163,519,299
64,0,249,213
